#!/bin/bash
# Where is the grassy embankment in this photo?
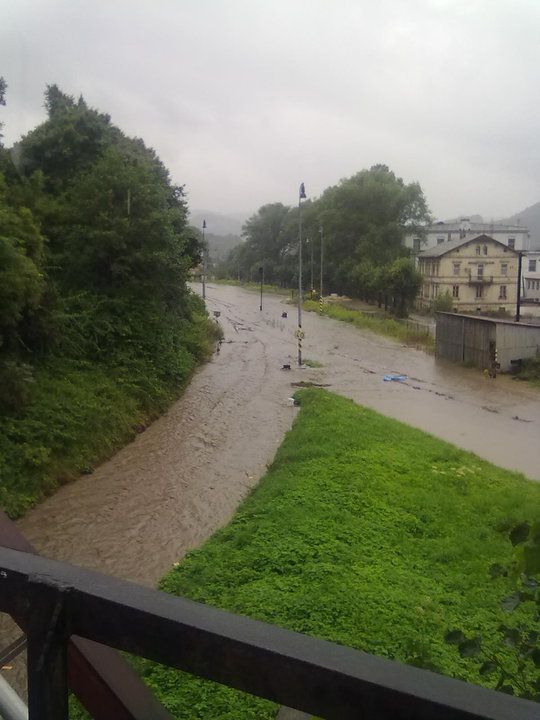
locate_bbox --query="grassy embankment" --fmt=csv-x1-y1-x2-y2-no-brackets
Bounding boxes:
303,299,435,350
136,389,540,718
0,295,221,519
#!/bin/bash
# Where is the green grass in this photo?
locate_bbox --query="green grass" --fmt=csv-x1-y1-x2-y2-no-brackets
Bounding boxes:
136,389,540,717
303,300,435,350
302,358,323,368
515,357,540,387
0,308,220,518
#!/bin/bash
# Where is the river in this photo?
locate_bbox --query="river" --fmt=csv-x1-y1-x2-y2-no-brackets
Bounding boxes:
12,282,540,586
3,282,540,699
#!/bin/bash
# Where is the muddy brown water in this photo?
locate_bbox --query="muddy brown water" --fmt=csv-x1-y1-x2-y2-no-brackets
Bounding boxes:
2,283,540,696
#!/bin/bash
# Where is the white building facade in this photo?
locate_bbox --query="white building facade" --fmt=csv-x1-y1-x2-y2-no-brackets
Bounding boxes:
406,218,532,253
522,251,540,304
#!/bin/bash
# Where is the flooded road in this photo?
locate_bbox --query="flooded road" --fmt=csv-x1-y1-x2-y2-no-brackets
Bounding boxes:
3,282,540,696
13,283,540,588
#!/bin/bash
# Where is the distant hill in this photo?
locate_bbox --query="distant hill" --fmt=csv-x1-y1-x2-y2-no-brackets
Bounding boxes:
502,202,540,249
189,210,248,237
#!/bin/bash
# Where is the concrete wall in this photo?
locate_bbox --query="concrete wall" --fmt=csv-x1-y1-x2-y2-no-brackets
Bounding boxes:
436,313,540,372
496,322,540,370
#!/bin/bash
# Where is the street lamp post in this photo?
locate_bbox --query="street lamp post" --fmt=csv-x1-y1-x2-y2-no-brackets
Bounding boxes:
309,237,314,297
259,265,264,311
516,251,523,322
202,219,207,300
297,183,306,366
319,225,324,313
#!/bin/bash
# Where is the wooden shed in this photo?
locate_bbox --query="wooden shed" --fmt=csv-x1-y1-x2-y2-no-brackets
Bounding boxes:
435,312,540,372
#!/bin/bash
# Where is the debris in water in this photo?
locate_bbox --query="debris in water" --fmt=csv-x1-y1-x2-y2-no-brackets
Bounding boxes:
282,364,291,370
383,374,407,382
290,381,330,388
281,311,288,318
512,415,532,423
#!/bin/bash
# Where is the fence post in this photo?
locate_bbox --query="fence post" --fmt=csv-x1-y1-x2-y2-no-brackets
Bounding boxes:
26,583,70,720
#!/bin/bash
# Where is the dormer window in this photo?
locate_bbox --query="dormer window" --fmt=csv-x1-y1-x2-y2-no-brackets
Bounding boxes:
483,245,487,255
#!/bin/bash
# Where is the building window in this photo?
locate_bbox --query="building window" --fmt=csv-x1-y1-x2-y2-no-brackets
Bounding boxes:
413,238,421,251
527,279,531,289
453,262,460,275
508,238,515,249
437,237,444,245
501,263,508,276
483,245,488,255
476,245,481,255
529,259,537,272
499,285,507,299
452,285,459,298
476,285,483,299
447,232,452,241
477,264,484,279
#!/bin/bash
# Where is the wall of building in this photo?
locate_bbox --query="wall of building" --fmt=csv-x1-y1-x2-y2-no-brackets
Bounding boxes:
435,313,495,369
436,313,540,372
495,322,540,369
522,251,540,303
418,239,518,314
406,222,530,252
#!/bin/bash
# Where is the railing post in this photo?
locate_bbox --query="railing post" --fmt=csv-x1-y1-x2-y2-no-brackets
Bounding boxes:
26,582,70,720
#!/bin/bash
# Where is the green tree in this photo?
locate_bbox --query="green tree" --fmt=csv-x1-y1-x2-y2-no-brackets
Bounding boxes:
386,257,422,316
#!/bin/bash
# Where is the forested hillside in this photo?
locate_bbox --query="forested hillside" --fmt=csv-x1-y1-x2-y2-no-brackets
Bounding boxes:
215,166,429,316
0,82,218,517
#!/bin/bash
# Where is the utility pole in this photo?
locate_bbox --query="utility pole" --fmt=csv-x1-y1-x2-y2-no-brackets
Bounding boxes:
202,219,207,300
297,183,306,366
259,264,263,311
309,237,314,297
516,251,522,322
319,224,324,313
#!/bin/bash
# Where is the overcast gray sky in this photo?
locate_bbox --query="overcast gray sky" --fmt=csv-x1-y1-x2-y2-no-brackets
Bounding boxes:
1,0,539,223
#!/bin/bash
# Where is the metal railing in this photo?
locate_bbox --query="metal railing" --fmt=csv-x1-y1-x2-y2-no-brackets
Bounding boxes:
0,510,172,720
0,545,538,720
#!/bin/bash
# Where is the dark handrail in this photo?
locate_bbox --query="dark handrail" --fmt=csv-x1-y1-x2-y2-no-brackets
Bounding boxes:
0,546,538,720
0,511,172,720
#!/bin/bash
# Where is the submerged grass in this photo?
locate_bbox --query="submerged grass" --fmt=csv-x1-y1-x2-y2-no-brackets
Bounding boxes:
137,389,540,718
303,300,435,350
213,279,291,296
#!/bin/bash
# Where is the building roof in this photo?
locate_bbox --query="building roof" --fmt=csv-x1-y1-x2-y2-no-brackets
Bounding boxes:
429,221,528,234
417,234,520,259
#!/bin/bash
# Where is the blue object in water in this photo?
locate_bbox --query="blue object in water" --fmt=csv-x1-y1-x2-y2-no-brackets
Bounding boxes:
383,374,407,382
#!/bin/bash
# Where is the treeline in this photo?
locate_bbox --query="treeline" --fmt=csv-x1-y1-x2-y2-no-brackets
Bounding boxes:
215,165,430,316
0,82,215,517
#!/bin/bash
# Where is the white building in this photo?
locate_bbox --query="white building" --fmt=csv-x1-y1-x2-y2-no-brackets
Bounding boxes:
522,251,540,304
406,218,532,253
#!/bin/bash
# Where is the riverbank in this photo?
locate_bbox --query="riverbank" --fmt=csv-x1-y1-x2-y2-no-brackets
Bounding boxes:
0,293,220,519
139,388,540,718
